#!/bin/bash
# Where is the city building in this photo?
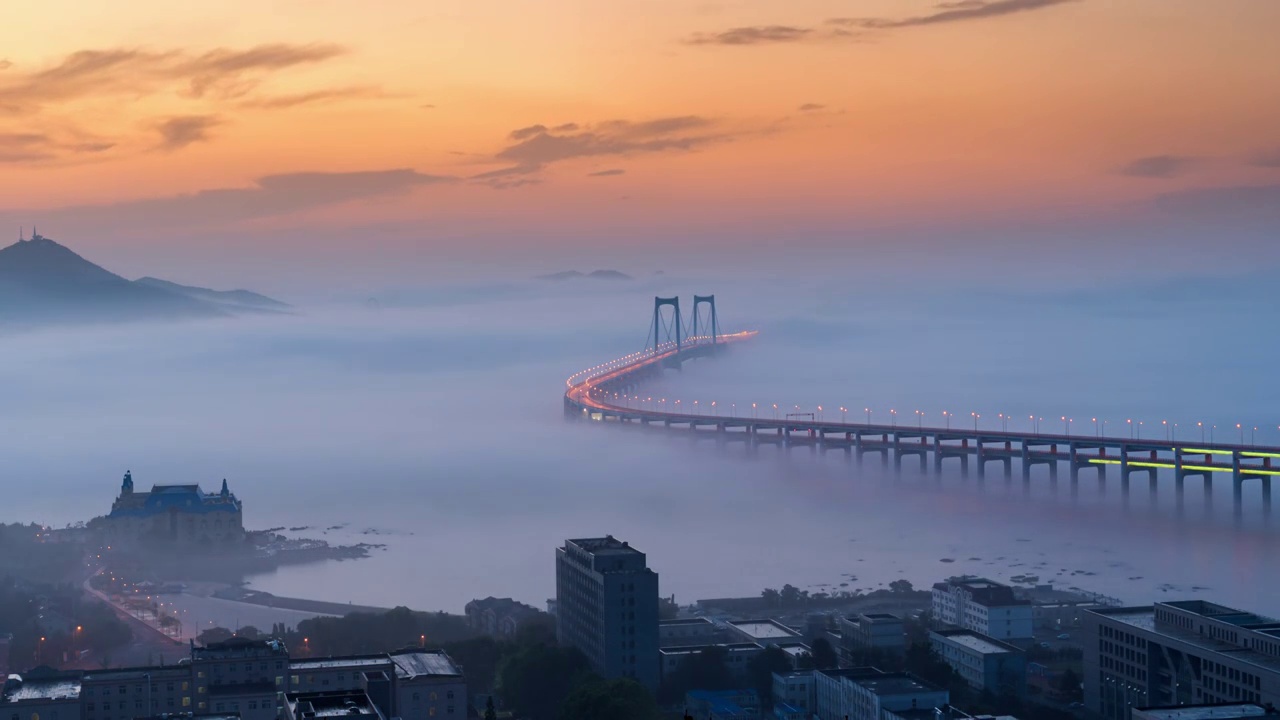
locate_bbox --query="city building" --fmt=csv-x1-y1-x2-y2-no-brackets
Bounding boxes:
773,671,816,715
554,536,659,690
100,472,244,546
1084,601,1280,720
929,629,1027,698
1,669,83,720
813,668,949,720
1131,703,1278,720
659,618,723,648
838,613,906,663
3,642,463,720
462,598,544,639
660,643,764,685
725,619,803,647
388,650,465,720
283,690,385,720
685,689,760,720
0,634,10,679
932,579,1033,643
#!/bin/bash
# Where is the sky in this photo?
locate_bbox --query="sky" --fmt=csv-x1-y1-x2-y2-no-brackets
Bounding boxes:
1,0,1279,289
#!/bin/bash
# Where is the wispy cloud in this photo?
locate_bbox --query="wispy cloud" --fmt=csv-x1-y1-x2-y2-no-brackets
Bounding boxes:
0,130,115,164
0,43,347,111
827,0,1077,30
685,26,813,46
155,115,221,151
1249,149,1280,168
587,168,625,177
240,86,385,110
477,116,730,187
798,103,825,112
685,0,1074,46
10,168,454,229
1118,155,1197,179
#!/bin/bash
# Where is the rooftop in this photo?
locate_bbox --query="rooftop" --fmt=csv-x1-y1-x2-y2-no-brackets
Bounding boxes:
729,619,801,640
285,691,383,720
192,637,288,660
660,643,763,656
1135,703,1273,720
660,618,716,626
389,650,461,679
290,656,391,671
932,629,1020,655
1,675,83,703
1091,606,1280,673
83,666,190,682
139,715,241,720
566,536,643,556
1162,601,1278,629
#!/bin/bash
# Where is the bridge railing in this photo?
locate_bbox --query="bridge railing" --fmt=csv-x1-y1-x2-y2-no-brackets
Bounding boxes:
564,333,749,389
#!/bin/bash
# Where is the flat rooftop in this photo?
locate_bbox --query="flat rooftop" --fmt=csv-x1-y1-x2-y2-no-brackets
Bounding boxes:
1092,607,1280,673
567,536,644,556
729,620,800,640
84,666,189,682
290,656,391,671
661,643,762,655
933,630,1019,655
389,651,461,678
1162,601,1278,628
2,677,82,702
1135,704,1271,720
661,618,715,626
859,673,941,697
286,691,382,719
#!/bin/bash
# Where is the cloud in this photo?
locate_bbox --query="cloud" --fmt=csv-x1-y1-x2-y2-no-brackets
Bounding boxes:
1118,155,1197,179
1249,149,1280,168
587,169,625,177
0,130,115,164
477,115,728,185
155,115,221,151
685,25,813,46
12,168,453,229
240,86,385,110
0,43,346,111
798,103,825,112
827,0,1077,30
1150,184,1280,223
0,60,11,71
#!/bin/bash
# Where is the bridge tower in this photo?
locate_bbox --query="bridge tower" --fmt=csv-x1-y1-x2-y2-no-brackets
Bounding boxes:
691,295,719,344
653,296,683,355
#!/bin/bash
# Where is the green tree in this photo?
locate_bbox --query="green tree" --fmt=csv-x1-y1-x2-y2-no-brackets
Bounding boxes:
561,677,658,720
497,643,593,720
746,646,793,707
661,646,734,703
761,588,781,608
889,579,915,594
808,638,838,670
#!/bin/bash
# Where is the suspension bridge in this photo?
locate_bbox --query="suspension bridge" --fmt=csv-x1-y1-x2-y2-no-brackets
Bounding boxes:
563,296,1278,515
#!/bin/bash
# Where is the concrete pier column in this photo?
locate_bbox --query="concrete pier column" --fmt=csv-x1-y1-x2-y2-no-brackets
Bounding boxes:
1020,441,1032,483
1233,452,1243,519
1263,477,1272,515
1119,448,1130,496
976,442,986,480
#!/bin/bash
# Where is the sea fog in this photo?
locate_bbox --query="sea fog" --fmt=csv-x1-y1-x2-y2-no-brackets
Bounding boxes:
1,271,1277,615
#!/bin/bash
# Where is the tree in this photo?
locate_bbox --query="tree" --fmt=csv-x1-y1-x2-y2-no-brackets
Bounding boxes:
661,646,734,703
746,646,793,707
199,627,234,645
483,696,497,720
780,584,801,607
761,588,781,608
236,625,262,640
809,638,838,670
889,579,915,594
561,677,659,720
497,643,593,720
1057,668,1082,700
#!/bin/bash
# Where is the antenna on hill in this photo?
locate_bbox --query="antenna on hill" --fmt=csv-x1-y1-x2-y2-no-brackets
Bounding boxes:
19,226,24,242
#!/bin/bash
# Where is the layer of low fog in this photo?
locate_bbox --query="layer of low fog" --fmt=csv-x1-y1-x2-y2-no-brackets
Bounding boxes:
1,272,1276,613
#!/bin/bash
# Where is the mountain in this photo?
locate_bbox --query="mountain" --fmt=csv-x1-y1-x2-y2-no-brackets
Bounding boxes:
536,269,633,281
0,234,286,327
135,277,290,314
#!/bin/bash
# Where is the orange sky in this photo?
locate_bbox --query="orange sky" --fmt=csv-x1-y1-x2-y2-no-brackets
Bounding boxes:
1,0,1278,272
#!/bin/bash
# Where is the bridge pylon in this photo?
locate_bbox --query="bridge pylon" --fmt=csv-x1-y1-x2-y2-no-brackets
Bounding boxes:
653,296,683,367
691,295,719,344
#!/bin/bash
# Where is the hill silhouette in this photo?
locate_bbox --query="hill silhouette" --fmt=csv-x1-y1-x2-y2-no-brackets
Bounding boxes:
536,269,633,282
0,233,286,326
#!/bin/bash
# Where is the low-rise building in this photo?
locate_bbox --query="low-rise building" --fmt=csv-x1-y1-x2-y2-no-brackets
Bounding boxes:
932,579,1033,643
929,629,1026,698
814,668,949,720
660,618,723,648
463,598,544,639
288,656,393,695
726,620,803,647
773,671,816,714
660,644,764,685
81,665,194,720
838,613,906,663
685,689,759,720
389,650,465,720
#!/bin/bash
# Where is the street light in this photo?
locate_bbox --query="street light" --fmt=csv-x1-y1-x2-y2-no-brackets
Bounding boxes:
915,410,923,430
840,407,848,423
1093,417,1099,438
865,407,872,424
1163,420,1169,442
972,412,980,432
943,411,951,430
998,413,1008,432
890,409,897,428
1127,419,1133,439
1198,421,1204,442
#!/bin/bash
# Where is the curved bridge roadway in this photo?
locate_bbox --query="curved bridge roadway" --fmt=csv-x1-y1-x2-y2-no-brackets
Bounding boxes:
565,333,1278,515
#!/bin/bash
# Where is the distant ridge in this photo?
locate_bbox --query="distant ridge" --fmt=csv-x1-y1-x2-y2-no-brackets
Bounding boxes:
536,269,633,282
0,232,287,327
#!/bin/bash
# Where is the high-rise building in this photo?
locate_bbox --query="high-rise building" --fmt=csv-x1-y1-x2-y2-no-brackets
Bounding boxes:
1083,600,1280,720
555,536,659,691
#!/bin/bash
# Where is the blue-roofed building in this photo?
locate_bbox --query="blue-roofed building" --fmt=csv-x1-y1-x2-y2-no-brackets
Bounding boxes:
685,689,761,719
102,471,244,545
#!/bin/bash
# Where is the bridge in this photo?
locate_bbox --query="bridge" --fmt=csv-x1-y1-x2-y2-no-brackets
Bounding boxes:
564,296,1278,515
